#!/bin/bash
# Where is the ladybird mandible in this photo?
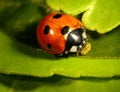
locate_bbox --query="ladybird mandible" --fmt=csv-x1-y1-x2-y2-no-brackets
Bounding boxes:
37,13,91,56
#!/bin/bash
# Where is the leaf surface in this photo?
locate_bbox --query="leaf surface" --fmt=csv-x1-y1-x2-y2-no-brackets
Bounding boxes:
0,26,120,77
47,0,120,33
0,74,120,92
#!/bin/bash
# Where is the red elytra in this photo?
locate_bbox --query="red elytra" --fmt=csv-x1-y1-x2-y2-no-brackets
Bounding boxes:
37,13,83,54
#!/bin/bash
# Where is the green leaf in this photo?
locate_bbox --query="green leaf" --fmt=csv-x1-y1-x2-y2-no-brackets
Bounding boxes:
82,0,120,33
0,1,120,92
86,26,120,58
0,74,120,92
46,0,93,15
0,26,120,78
0,0,120,78
46,0,120,33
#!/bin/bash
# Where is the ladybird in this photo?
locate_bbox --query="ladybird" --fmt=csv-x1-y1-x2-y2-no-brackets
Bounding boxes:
37,13,91,56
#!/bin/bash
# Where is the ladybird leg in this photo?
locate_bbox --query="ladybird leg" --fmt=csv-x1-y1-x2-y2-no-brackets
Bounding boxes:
64,51,70,56
54,53,63,57
76,45,83,56
53,53,64,59
80,42,91,55
76,51,80,56
53,55,57,59
61,50,70,57
54,50,70,57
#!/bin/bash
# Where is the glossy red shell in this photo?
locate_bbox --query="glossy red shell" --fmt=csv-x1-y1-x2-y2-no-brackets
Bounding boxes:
37,13,83,54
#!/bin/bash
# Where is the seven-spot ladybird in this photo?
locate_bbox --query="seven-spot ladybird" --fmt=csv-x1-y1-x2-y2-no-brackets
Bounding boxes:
37,13,91,56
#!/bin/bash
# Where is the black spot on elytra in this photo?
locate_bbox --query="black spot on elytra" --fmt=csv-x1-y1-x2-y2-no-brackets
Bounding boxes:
44,25,50,35
61,26,69,35
53,14,62,19
47,44,52,49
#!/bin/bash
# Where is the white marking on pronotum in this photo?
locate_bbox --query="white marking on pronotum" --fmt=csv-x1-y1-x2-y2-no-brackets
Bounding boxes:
82,32,87,39
70,46,77,52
